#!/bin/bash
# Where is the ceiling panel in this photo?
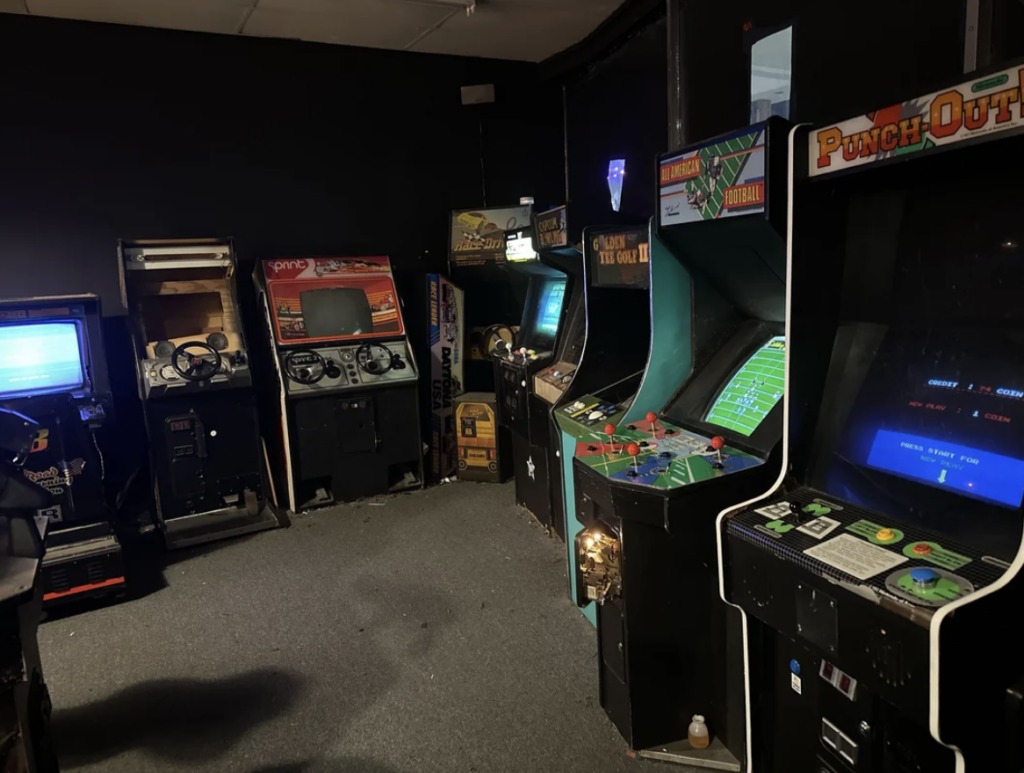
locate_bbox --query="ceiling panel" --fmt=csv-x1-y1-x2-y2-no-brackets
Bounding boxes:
243,0,454,50
27,0,252,35
0,0,27,14
408,0,620,61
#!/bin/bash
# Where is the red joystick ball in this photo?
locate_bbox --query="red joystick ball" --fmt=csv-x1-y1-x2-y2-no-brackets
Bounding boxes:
710,436,725,451
604,423,616,437
646,411,657,423
626,443,641,457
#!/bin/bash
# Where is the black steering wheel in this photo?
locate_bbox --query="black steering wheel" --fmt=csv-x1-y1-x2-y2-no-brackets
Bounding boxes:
172,341,223,382
284,349,327,385
356,341,395,375
482,324,517,357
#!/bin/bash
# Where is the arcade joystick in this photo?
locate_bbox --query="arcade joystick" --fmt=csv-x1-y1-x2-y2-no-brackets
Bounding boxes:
626,443,641,474
646,411,657,433
709,436,725,469
603,423,616,455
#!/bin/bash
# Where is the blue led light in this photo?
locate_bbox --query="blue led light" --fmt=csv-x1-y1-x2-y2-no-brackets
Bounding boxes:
607,159,625,212
866,429,1024,508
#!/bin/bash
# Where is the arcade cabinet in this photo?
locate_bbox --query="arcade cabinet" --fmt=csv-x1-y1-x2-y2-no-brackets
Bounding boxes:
493,207,584,536
572,119,791,767
256,257,423,512
0,295,124,606
722,65,1024,773
551,224,650,626
119,239,280,549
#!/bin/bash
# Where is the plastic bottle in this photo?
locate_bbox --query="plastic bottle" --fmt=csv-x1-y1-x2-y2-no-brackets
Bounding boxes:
688,714,710,749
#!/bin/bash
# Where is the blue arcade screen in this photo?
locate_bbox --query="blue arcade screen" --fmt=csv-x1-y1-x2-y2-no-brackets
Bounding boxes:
535,279,566,343
0,322,85,398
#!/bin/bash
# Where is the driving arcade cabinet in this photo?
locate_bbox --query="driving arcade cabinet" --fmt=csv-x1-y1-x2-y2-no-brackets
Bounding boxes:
572,119,791,768
0,295,124,606
722,65,1024,773
552,224,650,626
257,257,423,512
493,207,584,536
120,239,280,549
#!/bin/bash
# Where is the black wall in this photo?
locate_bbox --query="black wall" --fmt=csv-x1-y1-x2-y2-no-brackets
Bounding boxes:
564,15,668,231
0,14,564,518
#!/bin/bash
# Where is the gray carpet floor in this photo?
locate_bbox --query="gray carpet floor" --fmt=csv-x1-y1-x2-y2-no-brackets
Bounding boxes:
38,481,658,773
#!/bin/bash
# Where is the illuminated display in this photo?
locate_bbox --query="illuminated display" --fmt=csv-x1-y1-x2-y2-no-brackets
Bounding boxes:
607,159,625,212
866,430,1024,508
536,280,566,340
705,336,785,436
505,232,537,262
0,322,84,398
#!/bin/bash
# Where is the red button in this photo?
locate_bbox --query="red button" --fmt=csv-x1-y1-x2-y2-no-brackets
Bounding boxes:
822,662,834,680
913,543,933,556
840,675,851,693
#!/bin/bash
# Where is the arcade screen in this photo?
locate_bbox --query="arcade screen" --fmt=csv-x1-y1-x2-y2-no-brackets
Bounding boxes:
824,330,1024,513
269,277,402,344
705,336,786,436
533,279,567,348
506,230,537,262
0,322,85,398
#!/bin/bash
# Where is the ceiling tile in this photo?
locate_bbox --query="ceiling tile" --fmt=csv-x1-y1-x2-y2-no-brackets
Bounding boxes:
243,0,454,50
409,1,618,61
0,0,28,14
27,0,252,35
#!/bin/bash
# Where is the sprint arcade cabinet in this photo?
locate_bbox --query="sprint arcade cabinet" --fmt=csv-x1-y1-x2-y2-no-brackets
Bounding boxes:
258,256,422,512
552,224,650,626
572,119,790,767
494,208,584,535
0,295,124,605
120,239,280,548
722,67,1024,773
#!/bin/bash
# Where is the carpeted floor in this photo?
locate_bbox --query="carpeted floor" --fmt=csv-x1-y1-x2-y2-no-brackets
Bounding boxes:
38,481,658,773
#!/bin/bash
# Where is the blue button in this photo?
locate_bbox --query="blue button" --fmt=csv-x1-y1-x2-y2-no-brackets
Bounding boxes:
789,659,801,676
910,568,939,585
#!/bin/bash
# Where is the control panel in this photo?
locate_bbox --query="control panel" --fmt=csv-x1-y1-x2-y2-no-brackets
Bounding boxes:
282,340,417,396
142,350,252,398
534,359,577,404
574,412,764,490
727,487,1005,610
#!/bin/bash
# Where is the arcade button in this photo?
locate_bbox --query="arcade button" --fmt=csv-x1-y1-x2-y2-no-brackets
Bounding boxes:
659,451,672,459
627,425,637,431
639,441,650,448
587,445,598,452
876,528,897,542
912,542,933,556
910,568,940,589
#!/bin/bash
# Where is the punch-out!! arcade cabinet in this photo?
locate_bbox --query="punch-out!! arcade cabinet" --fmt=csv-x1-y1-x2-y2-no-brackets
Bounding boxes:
572,120,791,767
120,239,280,548
257,257,423,512
722,66,1024,773
0,295,125,605
552,224,650,626
494,207,584,535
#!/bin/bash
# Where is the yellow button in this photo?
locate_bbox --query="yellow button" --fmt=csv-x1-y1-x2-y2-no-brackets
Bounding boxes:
876,528,896,542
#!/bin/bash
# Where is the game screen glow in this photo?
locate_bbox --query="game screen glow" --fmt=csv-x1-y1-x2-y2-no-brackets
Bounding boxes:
505,233,537,262
535,280,567,343
0,322,84,398
705,336,785,436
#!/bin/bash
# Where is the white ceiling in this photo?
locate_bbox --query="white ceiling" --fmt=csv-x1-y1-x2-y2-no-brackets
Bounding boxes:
2,0,626,62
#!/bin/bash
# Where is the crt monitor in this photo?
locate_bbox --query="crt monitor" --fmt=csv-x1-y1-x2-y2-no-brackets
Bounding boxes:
300,288,373,338
704,336,786,437
0,321,86,399
530,278,567,350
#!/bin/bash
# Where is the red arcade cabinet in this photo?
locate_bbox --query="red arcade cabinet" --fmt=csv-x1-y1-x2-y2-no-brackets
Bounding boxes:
257,257,424,512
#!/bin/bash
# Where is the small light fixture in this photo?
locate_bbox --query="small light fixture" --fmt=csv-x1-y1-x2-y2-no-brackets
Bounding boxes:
607,159,625,212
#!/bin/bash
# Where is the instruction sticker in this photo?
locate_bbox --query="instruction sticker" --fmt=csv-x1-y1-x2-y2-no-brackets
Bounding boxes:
791,673,802,695
797,516,841,540
804,534,908,581
755,501,792,519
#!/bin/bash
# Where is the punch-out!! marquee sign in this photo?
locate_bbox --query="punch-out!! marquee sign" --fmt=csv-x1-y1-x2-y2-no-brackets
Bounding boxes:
811,65,1024,176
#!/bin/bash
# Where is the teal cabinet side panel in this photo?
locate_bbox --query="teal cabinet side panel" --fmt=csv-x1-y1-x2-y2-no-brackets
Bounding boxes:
623,232,693,424
562,429,596,627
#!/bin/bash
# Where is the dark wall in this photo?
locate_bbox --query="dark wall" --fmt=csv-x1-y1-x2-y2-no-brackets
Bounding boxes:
0,14,563,311
677,0,969,145
0,14,563,517
564,15,668,231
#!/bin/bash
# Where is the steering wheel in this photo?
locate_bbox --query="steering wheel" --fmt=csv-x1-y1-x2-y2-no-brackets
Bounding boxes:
481,324,517,357
356,341,395,375
284,349,327,385
171,341,223,382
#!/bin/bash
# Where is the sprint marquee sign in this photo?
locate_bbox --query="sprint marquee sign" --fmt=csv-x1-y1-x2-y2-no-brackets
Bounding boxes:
812,65,1024,176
